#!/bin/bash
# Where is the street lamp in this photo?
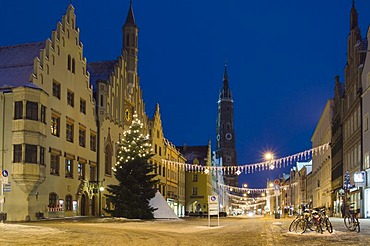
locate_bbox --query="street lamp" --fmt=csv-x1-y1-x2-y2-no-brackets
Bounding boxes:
264,152,274,170
88,179,105,217
265,152,279,219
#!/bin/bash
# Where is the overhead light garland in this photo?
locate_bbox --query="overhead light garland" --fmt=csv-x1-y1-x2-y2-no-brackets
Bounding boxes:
218,182,298,194
161,143,329,175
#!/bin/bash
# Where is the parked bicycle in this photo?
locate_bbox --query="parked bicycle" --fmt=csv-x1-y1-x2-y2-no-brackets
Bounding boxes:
317,207,333,234
343,203,360,233
288,204,308,234
289,205,333,234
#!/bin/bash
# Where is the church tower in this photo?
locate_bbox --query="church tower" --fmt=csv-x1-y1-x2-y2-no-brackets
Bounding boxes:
216,64,238,187
122,0,138,88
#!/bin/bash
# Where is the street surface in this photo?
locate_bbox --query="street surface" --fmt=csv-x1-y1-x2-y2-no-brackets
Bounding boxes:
0,215,369,245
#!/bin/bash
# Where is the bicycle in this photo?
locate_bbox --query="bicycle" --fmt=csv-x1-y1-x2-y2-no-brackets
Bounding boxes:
289,214,306,234
343,204,360,233
288,205,309,234
318,208,333,233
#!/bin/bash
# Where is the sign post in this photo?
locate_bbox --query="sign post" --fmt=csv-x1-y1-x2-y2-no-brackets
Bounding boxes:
274,179,280,219
0,169,9,223
208,195,219,227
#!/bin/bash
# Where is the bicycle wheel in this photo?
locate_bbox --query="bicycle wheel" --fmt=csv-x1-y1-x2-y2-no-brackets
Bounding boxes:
289,218,298,232
355,218,360,233
325,218,333,233
316,224,323,234
294,218,306,234
344,215,356,231
306,217,314,231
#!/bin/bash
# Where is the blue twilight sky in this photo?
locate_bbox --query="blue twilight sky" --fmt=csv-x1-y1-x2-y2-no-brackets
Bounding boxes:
2,0,370,188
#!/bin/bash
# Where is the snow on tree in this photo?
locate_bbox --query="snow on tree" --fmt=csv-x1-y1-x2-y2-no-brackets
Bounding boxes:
105,113,158,219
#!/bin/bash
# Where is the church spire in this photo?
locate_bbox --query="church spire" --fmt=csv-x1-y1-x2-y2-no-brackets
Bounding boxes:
223,62,228,81
350,0,358,30
220,63,232,100
122,0,139,75
125,0,136,27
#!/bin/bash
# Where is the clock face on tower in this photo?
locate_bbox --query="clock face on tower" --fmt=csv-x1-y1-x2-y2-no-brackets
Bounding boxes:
124,108,131,123
225,133,232,140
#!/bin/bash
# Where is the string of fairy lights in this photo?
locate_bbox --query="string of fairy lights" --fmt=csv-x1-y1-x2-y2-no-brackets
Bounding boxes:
218,182,298,194
161,143,329,175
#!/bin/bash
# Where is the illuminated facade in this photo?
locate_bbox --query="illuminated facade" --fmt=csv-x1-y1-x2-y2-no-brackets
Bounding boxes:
0,2,183,221
0,5,97,221
310,100,333,209
361,25,370,219
178,141,213,214
148,104,186,217
342,1,365,216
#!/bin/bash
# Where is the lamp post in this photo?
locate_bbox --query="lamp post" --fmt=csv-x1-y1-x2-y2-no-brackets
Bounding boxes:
265,152,279,219
89,179,105,217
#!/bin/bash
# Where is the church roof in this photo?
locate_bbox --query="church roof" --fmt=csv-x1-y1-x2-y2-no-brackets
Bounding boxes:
0,42,45,88
87,60,116,89
177,145,208,166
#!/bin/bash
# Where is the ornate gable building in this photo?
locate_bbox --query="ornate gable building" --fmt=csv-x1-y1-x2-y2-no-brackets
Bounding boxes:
0,2,185,221
342,1,366,213
0,5,97,221
87,2,149,215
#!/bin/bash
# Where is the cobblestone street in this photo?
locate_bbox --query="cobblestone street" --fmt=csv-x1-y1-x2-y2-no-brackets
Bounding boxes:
0,216,369,246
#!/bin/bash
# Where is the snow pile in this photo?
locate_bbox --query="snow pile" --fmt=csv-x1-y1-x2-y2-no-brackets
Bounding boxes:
149,191,179,219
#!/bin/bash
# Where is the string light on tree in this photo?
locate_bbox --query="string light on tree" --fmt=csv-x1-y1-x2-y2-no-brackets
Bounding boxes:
105,112,159,219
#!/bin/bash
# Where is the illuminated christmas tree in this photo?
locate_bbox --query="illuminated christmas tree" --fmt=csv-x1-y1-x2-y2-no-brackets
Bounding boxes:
105,113,158,219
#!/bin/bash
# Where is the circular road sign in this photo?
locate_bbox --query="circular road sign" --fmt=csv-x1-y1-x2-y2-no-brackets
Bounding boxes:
274,179,280,185
2,169,9,177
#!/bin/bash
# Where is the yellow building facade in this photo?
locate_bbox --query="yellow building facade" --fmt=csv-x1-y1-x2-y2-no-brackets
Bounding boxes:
148,104,186,216
178,141,213,215
0,5,97,221
0,3,189,221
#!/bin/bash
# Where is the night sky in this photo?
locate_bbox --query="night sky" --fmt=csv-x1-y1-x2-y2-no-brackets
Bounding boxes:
2,0,370,188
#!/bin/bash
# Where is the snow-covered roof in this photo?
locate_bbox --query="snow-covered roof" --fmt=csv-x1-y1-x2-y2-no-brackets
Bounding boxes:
0,42,45,88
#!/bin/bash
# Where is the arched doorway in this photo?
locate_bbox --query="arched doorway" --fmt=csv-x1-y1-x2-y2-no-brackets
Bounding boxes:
81,194,87,216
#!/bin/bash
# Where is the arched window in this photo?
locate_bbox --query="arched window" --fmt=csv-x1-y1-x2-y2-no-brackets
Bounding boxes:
67,55,71,71
52,55,55,65
46,64,49,75
105,143,112,175
126,34,130,46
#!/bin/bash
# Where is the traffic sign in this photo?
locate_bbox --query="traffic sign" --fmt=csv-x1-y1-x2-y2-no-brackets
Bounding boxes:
274,179,280,185
208,195,219,215
2,170,8,177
